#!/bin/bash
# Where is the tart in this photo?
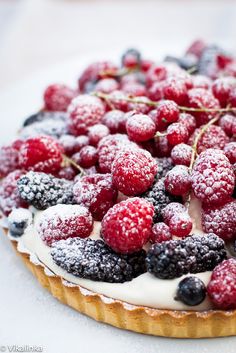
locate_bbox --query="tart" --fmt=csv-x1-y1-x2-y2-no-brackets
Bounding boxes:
1,40,236,338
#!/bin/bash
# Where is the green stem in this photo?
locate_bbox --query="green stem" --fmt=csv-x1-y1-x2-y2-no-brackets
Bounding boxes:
63,155,86,176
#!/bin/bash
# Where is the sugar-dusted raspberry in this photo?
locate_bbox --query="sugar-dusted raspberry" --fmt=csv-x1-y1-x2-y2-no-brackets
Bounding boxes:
19,136,63,173
121,48,141,69
102,197,154,253
146,64,167,88
0,140,23,178
166,123,189,146
150,222,172,243
94,78,119,94
98,134,137,173
191,149,235,205
122,82,146,97
192,75,212,89
189,125,229,154
154,135,172,157
78,61,118,92
187,88,220,126
228,87,236,107
154,100,179,125
163,77,188,105
126,114,156,142
141,59,154,72
219,114,236,137
164,165,191,196
127,96,152,114
0,170,27,216
202,199,236,240
37,204,93,246
59,134,89,156
87,124,109,146
162,202,186,223
108,90,129,111
186,39,206,58
171,143,192,166
168,212,192,238
101,110,127,134
73,173,117,221
57,166,77,180
212,77,236,107
112,149,158,196
72,145,98,168
43,84,77,112
178,113,196,135
148,81,164,101
207,259,236,309
68,94,105,135
224,142,236,164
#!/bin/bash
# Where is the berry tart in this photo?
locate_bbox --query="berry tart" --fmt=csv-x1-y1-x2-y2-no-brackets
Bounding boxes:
1,41,236,338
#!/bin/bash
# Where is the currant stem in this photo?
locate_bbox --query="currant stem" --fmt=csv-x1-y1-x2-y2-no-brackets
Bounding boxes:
63,155,86,176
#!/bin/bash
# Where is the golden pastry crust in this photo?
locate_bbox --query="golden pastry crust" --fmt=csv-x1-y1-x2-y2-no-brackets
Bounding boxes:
3,228,236,338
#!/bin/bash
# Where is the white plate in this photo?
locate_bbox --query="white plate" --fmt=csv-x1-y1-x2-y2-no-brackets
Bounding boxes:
0,46,236,353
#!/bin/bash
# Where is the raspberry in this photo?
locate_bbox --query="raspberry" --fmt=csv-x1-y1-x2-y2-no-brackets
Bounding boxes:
178,113,196,135
0,170,27,216
186,39,206,58
126,114,156,142
154,135,172,157
18,136,63,174
155,157,173,179
59,134,89,156
98,134,137,173
141,178,182,222
68,95,105,135
94,78,119,94
17,171,73,210
73,146,98,168
37,204,93,246
171,143,192,166
51,238,146,282
73,173,117,221
189,125,229,154
207,259,236,309
150,222,172,243
122,82,146,97
163,77,188,105
187,88,220,126
127,96,151,114
43,84,77,112
191,149,235,205
78,61,118,92
101,110,127,134
192,75,212,89
202,199,236,241
219,114,236,137
168,212,192,238
212,77,236,107
154,100,179,125
111,149,157,196
146,64,167,88
87,124,109,146
166,123,189,146
101,197,154,253
162,202,186,223
0,140,23,178
164,165,191,196
224,142,236,164
141,59,154,72
176,277,206,306
228,87,236,107
121,48,141,69
148,81,164,101
146,234,226,279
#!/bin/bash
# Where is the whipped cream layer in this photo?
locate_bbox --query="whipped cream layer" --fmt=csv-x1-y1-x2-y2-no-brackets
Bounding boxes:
6,197,215,311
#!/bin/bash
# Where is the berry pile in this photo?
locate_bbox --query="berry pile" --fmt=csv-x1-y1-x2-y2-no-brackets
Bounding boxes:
0,41,236,306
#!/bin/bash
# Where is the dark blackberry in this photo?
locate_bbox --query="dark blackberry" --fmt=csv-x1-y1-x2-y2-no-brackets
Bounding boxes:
146,234,227,279
51,238,146,283
155,157,174,180
141,178,181,222
164,55,198,71
17,171,74,210
175,276,206,306
22,111,68,127
198,44,224,76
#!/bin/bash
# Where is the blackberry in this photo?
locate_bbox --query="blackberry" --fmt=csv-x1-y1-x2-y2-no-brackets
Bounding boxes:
155,157,174,180
22,111,68,127
175,276,206,306
141,178,181,222
17,171,74,210
198,44,224,76
146,234,227,279
51,238,146,283
164,55,198,71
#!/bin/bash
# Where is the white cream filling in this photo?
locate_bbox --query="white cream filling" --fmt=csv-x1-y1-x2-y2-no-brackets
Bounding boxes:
6,196,215,311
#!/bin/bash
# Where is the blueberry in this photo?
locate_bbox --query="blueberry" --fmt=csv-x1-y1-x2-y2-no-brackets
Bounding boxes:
8,209,33,237
176,276,206,306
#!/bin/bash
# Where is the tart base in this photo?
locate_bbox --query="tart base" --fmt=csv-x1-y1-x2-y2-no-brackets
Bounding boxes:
3,228,236,338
